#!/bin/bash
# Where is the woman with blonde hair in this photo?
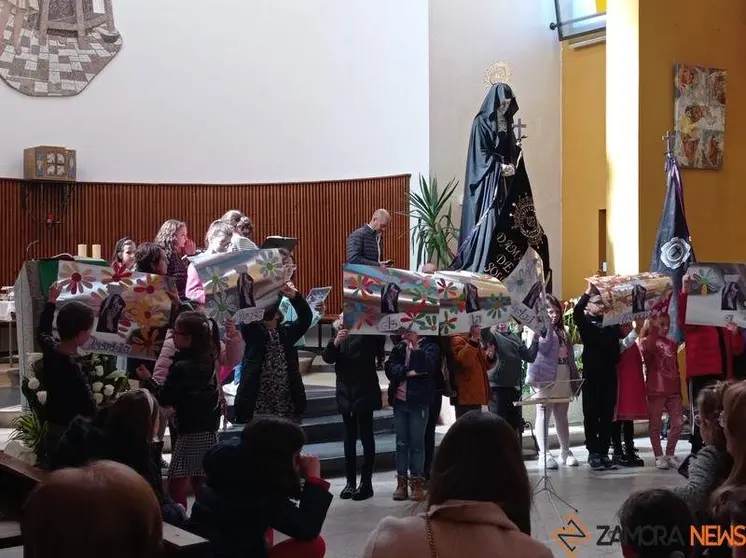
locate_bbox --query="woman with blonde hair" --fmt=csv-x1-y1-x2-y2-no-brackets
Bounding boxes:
155,219,196,299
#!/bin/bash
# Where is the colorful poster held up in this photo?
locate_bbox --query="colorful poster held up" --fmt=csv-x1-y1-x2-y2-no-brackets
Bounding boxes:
502,248,548,333
684,263,746,327
192,249,289,327
342,265,439,335
588,272,673,326
435,271,512,335
55,261,175,359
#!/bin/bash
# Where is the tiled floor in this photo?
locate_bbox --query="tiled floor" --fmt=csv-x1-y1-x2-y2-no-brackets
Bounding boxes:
320,436,692,558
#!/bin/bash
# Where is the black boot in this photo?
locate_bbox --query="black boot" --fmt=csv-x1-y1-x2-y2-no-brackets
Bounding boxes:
352,473,374,501
612,447,627,466
340,482,356,499
625,445,645,467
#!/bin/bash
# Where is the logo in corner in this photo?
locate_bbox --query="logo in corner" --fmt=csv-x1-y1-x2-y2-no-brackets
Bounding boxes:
552,514,590,555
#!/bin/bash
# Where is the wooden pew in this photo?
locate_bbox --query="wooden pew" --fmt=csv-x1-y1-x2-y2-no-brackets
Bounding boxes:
0,452,211,557
0,522,21,550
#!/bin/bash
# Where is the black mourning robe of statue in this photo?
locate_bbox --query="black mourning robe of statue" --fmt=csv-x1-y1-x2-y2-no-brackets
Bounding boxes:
452,83,552,293
454,83,519,274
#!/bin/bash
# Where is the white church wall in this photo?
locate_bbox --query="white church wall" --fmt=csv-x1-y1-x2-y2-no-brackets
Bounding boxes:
0,0,429,186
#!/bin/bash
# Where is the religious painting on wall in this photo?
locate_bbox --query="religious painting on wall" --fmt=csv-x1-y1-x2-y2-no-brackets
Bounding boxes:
588,272,673,326
190,249,290,329
55,261,174,359
342,265,439,336
685,263,746,327
674,62,726,169
0,0,122,96
435,271,512,335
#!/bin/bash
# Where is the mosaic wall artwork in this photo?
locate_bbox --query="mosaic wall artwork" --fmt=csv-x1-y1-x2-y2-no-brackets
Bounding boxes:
674,62,727,169
0,0,122,97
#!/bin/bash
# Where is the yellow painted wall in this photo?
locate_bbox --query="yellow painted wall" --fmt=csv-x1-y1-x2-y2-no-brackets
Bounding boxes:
637,0,746,268
561,42,606,300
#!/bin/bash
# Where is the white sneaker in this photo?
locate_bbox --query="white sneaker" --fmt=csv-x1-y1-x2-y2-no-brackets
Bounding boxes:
666,455,681,469
561,451,579,467
655,456,670,470
540,454,559,470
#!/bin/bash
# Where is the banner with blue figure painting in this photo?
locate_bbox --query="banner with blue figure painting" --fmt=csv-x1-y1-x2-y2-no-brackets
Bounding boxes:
342,265,439,335
502,247,548,333
685,263,746,327
55,261,175,359
191,249,290,327
435,271,512,335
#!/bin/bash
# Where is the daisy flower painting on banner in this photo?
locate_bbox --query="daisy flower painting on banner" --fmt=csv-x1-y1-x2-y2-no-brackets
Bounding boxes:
54,261,174,360
191,248,290,332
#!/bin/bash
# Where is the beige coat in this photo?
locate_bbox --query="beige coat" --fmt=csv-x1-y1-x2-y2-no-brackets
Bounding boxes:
363,500,553,558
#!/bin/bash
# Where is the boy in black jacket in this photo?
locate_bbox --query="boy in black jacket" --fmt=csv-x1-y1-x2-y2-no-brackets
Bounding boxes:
574,282,621,471
37,282,96,461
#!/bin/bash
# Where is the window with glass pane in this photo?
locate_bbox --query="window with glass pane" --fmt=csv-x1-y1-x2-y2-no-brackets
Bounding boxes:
553,0,606,40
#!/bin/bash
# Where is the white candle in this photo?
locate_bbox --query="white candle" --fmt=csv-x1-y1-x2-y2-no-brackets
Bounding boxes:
91,244,102,260
77,244,88,258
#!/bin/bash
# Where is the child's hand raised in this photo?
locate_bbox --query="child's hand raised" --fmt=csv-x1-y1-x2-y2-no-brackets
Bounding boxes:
280,282,297,298
135,364,151,382
48,282,62,303
334,329,348,347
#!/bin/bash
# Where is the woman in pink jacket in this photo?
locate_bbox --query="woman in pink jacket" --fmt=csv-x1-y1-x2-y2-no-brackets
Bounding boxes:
363,412,552,558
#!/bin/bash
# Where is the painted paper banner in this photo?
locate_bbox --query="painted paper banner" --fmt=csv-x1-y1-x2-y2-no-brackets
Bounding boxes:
684,263,746,327
55,261,174,360
192,249,288,326
588,272,674,326
342,265,439,335
502,248,548,332
436,271,512,335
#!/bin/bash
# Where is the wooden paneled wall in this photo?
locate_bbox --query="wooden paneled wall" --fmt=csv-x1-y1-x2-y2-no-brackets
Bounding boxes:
0,175,411,314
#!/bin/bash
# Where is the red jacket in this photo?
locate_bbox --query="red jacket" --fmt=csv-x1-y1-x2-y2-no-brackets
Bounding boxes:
679,291,744,378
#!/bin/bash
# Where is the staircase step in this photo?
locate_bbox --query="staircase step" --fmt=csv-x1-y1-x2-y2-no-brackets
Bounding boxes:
301,409,394,444
218,431,443,479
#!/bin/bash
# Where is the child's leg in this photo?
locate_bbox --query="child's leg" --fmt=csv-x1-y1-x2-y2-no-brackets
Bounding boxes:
647,395,665,457
190,476,205,498
393,403,411,477
168,477,190,509
623,420,636,450
665,396,684,456
269,536,325,558
553,402,571,453
407,404,429,478
611,421,623,454
535,403,549,454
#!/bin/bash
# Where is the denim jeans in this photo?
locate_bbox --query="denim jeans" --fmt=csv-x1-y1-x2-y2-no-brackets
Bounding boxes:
393,400,429,478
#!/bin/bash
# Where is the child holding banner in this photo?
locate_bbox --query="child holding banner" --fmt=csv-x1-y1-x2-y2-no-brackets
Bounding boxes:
574,283,622,471
526,295,581,470
680,273,744,453
640,315,684,469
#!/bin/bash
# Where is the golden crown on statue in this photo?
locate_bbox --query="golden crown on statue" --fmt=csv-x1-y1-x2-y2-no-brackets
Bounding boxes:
484,62,512,87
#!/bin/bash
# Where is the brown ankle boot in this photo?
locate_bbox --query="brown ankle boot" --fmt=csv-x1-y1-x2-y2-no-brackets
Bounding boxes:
409,476,425,502
393,476,409,501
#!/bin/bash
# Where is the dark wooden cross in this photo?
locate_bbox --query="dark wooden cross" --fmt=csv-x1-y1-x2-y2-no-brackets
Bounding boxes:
513,118,527,142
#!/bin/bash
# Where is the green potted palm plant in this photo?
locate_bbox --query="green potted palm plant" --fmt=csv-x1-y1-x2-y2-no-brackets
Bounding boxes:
404,175,460,270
